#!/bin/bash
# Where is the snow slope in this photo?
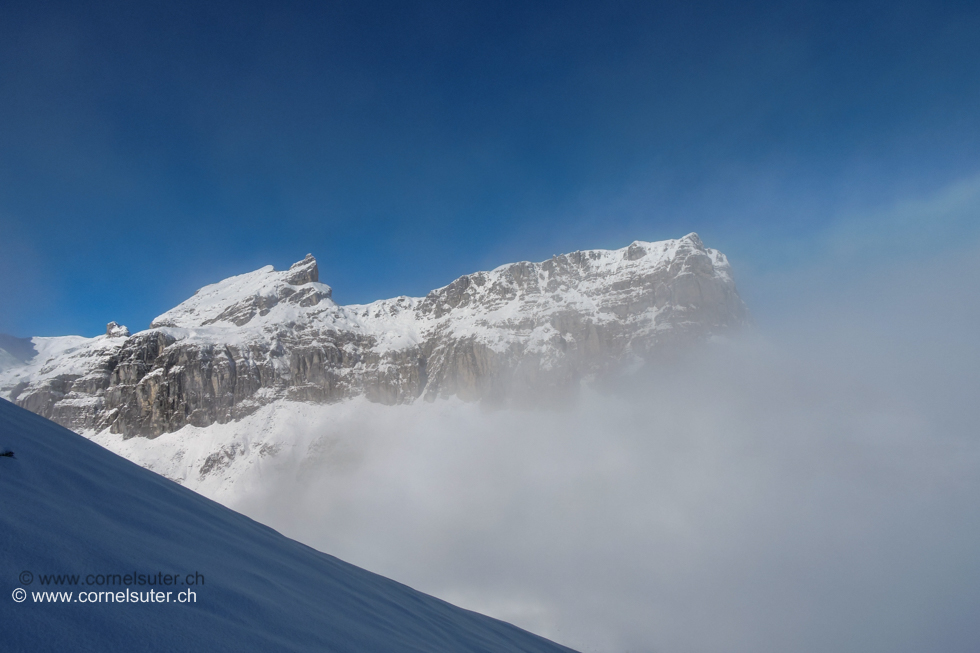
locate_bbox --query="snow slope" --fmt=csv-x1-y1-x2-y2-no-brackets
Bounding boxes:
0,398,578,653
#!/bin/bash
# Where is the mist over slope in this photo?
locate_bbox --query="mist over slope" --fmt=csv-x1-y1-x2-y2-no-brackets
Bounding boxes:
85,234,980,653
0,334,35,372
0,398,578,653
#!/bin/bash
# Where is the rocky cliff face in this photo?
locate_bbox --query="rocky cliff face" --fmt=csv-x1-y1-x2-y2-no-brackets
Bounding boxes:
0,234,748,438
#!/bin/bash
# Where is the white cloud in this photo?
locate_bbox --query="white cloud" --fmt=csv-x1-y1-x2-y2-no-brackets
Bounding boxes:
90,178,980,652
223,229,980,652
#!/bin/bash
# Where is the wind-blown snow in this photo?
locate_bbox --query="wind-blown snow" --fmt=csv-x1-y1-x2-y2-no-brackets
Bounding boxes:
0,348,19,373
0,335,127,398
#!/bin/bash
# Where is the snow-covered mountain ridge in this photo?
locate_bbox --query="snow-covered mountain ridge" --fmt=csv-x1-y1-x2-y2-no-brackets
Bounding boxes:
1,233,747,437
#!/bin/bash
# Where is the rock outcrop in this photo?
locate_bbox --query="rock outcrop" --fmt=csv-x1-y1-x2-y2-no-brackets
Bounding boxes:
1,234,748,438
106,322,131,337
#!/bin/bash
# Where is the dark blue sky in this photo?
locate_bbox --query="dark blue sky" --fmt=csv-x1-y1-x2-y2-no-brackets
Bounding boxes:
2,0,979,336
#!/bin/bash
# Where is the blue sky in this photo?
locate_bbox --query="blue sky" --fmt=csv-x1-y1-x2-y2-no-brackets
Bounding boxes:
2,0,979,336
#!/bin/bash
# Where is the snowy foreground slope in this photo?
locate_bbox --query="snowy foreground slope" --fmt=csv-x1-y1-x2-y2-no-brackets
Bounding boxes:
0,398,578,653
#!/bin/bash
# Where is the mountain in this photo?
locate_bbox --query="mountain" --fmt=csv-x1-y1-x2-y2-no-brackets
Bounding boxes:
0,234,747,439
0,397,578,652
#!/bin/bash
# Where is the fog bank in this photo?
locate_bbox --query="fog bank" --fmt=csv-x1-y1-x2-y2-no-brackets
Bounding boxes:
221,237,980,652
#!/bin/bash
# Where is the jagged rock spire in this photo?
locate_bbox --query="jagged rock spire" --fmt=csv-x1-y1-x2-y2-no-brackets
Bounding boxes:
285,254,318,285
105,322,130,338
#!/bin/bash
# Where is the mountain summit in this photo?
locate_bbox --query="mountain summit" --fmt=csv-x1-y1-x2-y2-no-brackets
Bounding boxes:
1,234,747,438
